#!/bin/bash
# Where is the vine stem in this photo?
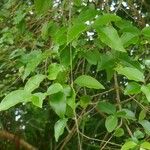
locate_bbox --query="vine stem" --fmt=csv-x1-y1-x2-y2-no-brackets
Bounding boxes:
67,0,82,149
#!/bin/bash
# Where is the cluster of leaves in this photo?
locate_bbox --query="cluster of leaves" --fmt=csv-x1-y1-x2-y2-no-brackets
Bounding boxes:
0,0,150,149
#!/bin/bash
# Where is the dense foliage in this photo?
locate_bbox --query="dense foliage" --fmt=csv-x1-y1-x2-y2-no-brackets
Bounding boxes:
0,0,150,149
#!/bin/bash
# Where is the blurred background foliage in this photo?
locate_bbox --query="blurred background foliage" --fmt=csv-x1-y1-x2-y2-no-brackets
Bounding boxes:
0,0,150,150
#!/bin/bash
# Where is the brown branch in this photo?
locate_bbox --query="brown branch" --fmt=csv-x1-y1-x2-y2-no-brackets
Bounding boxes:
0,130,37,150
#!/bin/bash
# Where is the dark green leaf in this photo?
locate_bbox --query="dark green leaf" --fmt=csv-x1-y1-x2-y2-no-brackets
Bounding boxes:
97,101,116,114
79,95,91,109
50,92,66,118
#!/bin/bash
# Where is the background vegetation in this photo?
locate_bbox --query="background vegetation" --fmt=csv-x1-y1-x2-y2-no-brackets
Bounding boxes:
0,0,150,149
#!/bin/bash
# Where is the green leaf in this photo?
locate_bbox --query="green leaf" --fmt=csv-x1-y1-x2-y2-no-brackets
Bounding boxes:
96,26,126,52
0,90,31,111
50,92,66,118
140,142,150,150
121,141,137,150
97,52,115,80
133,130,145,139
65,86,76,111
47,83,63,95
21,50,43,80
139,109,146,121
114,128,124,137
54,118,68,142
74,75,105,89
59,48,76,67
48,63,63,80
139,120,150,135
75,8,98,23
141,84,150,102
142,26,150,38
124,82,141,95
97,101,116,114
31,92,46,108
79,95,91,109
105,115,118,132
115,66,144,82
53,27,67,45
67,23,87,44
24,74,45,93
121,109,136,120
74,0,82,6
34,0,51,15
94,14,121,27
84,50,100,65
121,32,139,48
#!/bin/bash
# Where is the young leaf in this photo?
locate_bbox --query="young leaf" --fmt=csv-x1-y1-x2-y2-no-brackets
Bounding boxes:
54,118,68,142
24,74,45,93
47,83,63,95
105,115,118,132
139,120,150,135
115,66,144,82
121,141,137,150
114,128,124,137
124,82,141,95
48,63,63,80
96,26,126,52
140,142,150,150
97,101,116,114
31,92,46,108
50,92,66,118
0,90,31,111
141,84,150,102
74,75,105,89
